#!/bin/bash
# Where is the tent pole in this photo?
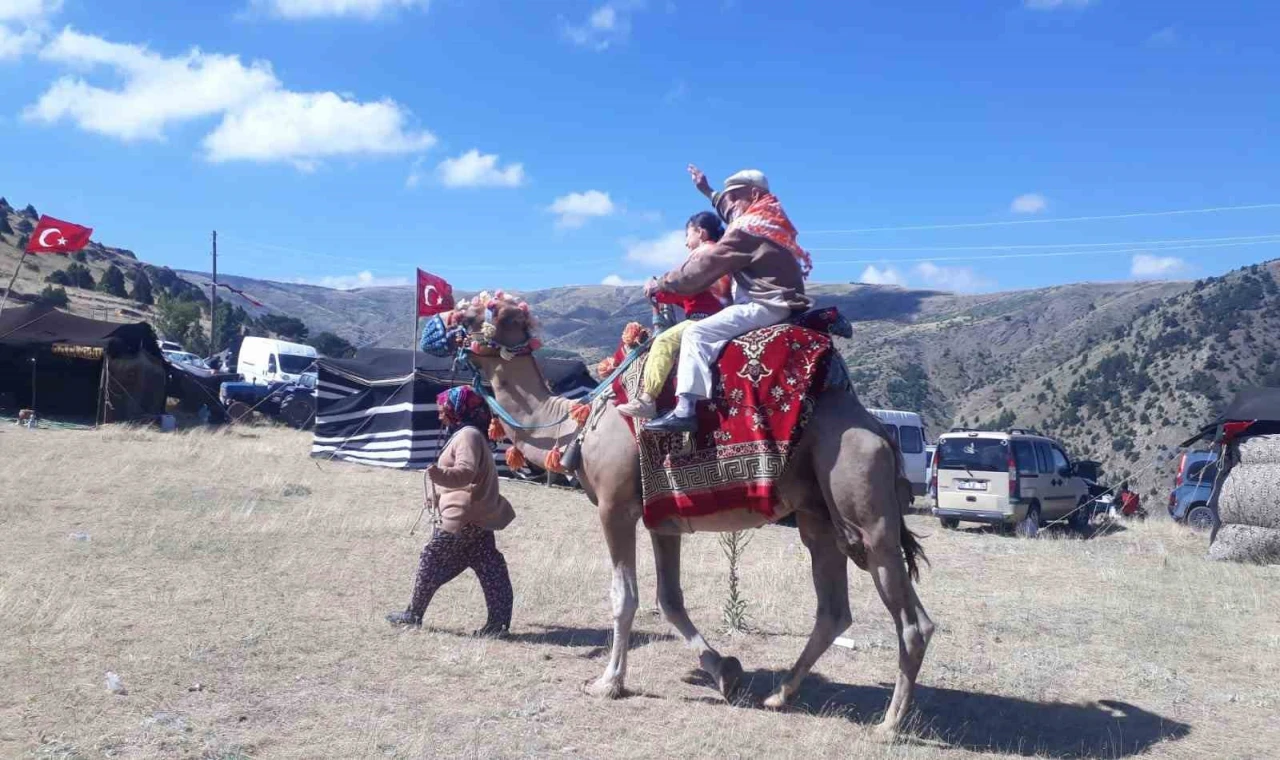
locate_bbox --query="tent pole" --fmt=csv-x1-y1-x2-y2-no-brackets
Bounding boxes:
0,247,30,318
30,355,36,415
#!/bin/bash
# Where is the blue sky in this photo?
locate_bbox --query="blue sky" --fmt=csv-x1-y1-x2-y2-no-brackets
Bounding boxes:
1,0,1278,295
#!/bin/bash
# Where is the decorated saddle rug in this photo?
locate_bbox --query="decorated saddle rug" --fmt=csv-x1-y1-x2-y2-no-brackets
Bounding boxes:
608,318,836,530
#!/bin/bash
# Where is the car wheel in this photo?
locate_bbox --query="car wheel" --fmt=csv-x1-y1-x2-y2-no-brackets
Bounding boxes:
1016,503,1041,538
1186,505,1216,532
226,401,254,424
1068,497,1091,531
279,393,316,430
940,517,959,530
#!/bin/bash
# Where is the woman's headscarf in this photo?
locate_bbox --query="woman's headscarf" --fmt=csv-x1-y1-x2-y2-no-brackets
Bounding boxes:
437,385,491,430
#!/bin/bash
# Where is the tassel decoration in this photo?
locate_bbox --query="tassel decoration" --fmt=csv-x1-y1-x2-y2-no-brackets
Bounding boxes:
621,322,649,348
570,402,591,426
505,445,527,471
488,417,507,442
544,446,566,474
596,357,617,377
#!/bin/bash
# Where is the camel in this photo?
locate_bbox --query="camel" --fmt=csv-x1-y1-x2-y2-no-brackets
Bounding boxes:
451,296,934,734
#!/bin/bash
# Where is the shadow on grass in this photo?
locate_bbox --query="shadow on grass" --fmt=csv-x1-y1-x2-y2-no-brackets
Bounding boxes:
502,624,676,660
685,670,1189,758
954,521,1129,541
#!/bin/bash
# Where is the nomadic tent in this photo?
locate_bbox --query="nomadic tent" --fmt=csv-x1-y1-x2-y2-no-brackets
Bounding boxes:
1182,387,1280,565
0,304,166,422
311,347,595,474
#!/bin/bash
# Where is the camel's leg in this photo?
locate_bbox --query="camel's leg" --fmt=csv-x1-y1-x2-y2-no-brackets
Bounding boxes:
651,532,744,701
867,545,933,734
584,503,639,699
763,510,851,709
814,422,934,735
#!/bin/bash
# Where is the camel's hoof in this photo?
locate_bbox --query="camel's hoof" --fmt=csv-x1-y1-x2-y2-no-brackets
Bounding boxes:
582,677,624,700
716,656,745,704
762,690,789,710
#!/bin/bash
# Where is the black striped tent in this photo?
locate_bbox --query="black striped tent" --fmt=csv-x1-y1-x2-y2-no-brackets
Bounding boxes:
311,347,594,474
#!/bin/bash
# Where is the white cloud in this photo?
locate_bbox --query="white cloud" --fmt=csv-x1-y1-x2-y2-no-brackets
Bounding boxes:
1146,27,1177,47
623,229,686,267
549,190,615,229
202,90,434,168
307,270,410,290
27,29,278,141
0,0,62,22
436,149,525,188
601,274,643,286
1010,193,1047,214
1131,253,1188,279
0,22,39,59
859,265,907,287
914,262,994,293
562,1,643,51
1023,0,1091,10
24,29,433,169
250,0,428,19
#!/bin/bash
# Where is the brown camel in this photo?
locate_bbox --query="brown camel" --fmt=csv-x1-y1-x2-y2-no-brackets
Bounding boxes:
452,296,934,734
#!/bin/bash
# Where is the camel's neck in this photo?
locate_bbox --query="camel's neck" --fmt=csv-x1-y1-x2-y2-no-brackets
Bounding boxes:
472,355,578,462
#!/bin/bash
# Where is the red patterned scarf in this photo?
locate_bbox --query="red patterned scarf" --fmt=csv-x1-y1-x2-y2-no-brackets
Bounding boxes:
728,193,813,277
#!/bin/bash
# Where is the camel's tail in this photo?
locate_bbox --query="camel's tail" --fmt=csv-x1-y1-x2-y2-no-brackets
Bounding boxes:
890,436,929,583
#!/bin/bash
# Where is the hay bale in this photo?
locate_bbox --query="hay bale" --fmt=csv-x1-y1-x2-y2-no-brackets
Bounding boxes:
1217,462,1280,530
1209,523,1280,565
1235,435,1280,466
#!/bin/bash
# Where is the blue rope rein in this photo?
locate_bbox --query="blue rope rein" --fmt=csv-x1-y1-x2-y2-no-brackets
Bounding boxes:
460,338,652,433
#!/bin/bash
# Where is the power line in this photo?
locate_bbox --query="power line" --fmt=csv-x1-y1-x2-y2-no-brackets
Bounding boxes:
821,237,1280,266
809,233,1280,253
806,202,1280,235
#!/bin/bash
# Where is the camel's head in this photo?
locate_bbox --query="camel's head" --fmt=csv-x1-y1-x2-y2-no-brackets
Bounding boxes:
449,290,541,359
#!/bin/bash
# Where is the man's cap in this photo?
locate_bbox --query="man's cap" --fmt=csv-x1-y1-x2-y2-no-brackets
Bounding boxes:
722,169,769,194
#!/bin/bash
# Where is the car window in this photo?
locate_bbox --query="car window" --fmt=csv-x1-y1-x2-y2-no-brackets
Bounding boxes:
1051,447,1070,473
267,355,277,373
883,424,899,447
899,425,924,454
1034,442,1054,474
1012,441,1038,476
1186,461,1219,484
937,438,1008,472
279,354,315,374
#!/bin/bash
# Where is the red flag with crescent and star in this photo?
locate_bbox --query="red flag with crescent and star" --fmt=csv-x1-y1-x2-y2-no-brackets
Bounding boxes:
417,268,454,317
26,215,94,254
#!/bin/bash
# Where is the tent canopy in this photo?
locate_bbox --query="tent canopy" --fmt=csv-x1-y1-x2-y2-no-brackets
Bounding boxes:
0,304,162,358
1181,386,1280,447
319,347,596,396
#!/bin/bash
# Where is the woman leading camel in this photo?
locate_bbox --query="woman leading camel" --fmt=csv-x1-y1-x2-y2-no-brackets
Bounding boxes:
386,386,515,636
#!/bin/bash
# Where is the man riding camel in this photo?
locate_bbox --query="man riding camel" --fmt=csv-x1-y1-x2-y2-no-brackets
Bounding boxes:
643,165,813,433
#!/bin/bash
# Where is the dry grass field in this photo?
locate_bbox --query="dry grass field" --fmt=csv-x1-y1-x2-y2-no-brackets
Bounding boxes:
2,425,1278,759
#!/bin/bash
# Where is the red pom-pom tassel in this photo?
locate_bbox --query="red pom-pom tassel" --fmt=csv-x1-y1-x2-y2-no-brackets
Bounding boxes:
596,357,617,377
544,446,565,474
621,322,649,348
505,446,527,471
488,417,507,442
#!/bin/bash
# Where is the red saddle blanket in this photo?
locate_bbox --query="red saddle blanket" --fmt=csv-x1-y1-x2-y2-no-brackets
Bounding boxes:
610,323,834,529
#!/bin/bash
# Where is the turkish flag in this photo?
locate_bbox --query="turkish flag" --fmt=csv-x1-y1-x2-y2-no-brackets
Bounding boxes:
26,215,94,254
417,269,455,317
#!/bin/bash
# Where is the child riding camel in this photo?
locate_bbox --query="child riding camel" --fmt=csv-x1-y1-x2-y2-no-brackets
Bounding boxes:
616,211,730,419
643,165,813,433
386,386,515,636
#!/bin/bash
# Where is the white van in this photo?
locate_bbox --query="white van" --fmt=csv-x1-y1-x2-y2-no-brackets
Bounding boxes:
868,409,929,495
237,337,318,387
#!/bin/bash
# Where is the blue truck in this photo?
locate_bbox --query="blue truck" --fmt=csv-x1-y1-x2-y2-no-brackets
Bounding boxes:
219,376,317,430
1168,451,1218,531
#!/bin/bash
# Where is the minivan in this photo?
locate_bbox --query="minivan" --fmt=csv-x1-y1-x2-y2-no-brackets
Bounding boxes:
869,409,928,495
237,337,318,387
931,428,1091,535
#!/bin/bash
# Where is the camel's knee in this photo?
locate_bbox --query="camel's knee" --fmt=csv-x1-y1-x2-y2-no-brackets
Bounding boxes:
610,573,639,621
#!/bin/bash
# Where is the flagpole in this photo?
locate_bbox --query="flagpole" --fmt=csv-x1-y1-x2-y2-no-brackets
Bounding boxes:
0,247,30,318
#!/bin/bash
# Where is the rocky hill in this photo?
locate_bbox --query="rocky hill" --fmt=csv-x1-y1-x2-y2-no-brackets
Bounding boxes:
7,193,1274,505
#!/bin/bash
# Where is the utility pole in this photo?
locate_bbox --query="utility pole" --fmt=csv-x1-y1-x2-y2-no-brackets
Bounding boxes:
211,230,218,356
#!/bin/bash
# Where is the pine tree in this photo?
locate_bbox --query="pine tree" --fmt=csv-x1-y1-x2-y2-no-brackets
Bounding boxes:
97,264,128,298
130,272,154,305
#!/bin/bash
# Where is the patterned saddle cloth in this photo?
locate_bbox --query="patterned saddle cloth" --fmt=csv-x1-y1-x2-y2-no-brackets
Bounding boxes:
607,309,841,530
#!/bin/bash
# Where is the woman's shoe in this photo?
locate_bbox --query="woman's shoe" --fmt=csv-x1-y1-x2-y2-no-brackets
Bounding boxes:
616,393,657,419
386,609,422,627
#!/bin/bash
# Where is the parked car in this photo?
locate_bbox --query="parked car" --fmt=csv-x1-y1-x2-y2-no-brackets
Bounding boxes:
163,350,210,371
157,339,184,353
237,336,318,387
1168,451,1218,531
931,428,1092,536
868,408,929,496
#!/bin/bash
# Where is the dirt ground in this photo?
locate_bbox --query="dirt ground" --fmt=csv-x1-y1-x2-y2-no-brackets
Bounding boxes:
1,425,1278,759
